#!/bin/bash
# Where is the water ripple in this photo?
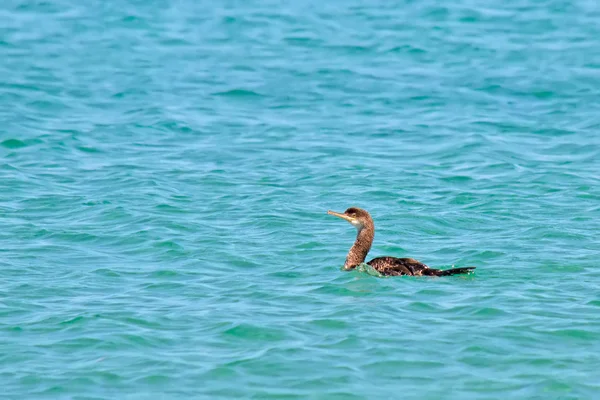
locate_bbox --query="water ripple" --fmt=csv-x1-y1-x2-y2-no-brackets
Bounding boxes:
2,0,600,399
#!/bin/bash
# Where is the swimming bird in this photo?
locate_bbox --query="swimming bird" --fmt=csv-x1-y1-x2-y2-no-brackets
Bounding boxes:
327,207,475,276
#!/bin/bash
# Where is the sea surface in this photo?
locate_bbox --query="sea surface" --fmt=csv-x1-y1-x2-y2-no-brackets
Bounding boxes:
2,0,600,398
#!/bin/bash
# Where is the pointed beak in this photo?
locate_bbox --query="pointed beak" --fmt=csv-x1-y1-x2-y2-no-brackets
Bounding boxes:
327,210,353,223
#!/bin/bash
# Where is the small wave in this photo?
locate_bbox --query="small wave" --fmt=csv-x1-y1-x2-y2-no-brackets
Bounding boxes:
212,89,264,98
353,263,385,277
1,139,27,149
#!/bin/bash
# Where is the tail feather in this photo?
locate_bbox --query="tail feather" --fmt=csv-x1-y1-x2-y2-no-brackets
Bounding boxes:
431,267,476,276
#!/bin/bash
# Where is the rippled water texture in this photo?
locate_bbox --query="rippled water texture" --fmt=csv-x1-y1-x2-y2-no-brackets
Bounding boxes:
2,0,600,398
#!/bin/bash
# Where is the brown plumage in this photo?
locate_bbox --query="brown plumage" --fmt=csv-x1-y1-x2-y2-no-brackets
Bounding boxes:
327,207,475,277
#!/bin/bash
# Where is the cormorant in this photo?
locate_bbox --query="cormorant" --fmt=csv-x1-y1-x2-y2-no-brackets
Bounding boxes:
327,207,475,276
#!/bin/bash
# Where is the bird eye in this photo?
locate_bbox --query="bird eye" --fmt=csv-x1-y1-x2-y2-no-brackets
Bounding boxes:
351,213,356,217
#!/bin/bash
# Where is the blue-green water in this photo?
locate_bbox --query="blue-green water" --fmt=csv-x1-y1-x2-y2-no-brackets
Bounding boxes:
2,0,600,398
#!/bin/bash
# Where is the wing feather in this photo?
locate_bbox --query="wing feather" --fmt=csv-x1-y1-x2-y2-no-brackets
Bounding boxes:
367,257,430,276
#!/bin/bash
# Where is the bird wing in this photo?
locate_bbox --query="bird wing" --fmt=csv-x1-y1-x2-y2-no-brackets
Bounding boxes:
367,257,430,276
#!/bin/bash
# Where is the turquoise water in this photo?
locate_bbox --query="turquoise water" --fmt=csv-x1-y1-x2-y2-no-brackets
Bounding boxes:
2,0,600,398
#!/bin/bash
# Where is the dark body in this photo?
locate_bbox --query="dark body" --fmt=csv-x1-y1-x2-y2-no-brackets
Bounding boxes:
367,257,474,277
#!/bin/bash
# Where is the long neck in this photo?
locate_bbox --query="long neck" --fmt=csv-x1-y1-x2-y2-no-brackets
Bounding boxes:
344,223,374,269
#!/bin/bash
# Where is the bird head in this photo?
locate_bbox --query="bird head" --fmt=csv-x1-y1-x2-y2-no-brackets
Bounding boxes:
327,207,373,230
